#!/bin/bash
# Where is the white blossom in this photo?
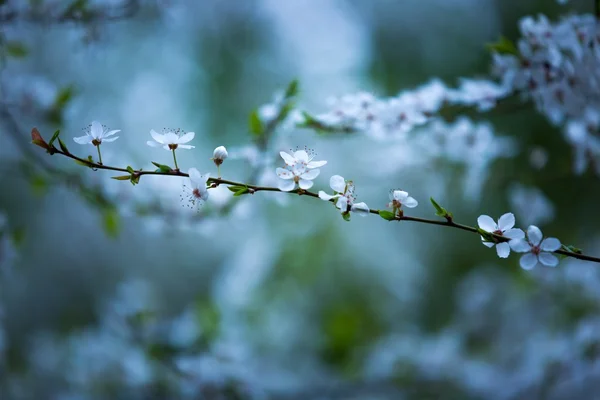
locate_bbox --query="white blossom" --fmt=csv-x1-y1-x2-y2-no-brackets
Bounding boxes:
73,121,120,146
318,175,370,216
212,146,228,163
388,190,418,215
510,225,561,270
275,148,326,192
477,213,525,258
147,128,195,150
181,168,210,209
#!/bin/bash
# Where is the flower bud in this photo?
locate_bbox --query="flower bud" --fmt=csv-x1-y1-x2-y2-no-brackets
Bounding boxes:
212,146,228,166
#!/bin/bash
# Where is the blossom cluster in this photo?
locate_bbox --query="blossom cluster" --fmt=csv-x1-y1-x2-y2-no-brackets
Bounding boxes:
492,13,600,174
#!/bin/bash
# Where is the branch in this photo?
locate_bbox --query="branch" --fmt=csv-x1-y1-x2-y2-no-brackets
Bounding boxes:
38,140,600,265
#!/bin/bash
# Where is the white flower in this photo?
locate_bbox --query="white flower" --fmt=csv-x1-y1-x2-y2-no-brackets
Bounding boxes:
276,165,320,191
388,189,418,214
147,128,195,150
275,148,326,192
74,121,120,146
212,146,228,164
279,148,327,170
318,175,370,216
509,225,561,270
477,213,525,258
181,168,210,209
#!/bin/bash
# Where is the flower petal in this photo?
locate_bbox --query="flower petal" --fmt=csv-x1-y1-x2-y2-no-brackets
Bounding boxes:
299,179,314,190
164,132,179,144
74,135,92,144
178,144,195,149
102,136,119,143
300,169,320,180
104,129,120,138
146,140,161,147
503,228,525,240
276,167,293,179
293,150,309,162
278,179,296,192
527,225,543,246
318,191,338,201
150,129,164,144
188,168,202,184
520,253,538,270
330,175,346,193
510,239,531,253
403,196,418,208
496,242,510,258
178,131,195,144
280,151,296,165
393,190,409,202
539,252,559,267
540,237,561,252
497,213,515,231
351,202,370,215
307,160,327,168
336,196,348,211
481,237,494,248
90,121,103,139
477,215,497,232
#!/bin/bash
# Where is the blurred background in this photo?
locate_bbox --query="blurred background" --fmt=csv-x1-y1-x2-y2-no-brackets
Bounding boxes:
1,0,600,399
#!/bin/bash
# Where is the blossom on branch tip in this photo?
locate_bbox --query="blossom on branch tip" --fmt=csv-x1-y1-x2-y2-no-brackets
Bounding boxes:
181,168,209,209
509,225,561,270
276,147,326,191
388,189,418,215
318,175,369,216
147,128,195,150
477,213,524,258
74,121,120,146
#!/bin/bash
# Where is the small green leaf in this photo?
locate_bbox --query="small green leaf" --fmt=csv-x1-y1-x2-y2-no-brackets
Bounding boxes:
378,210,396,221
429,197,452,219
430,197,443,213
5,41,28,58
151,161,172,173
30,175,47,197
342,212,351,222
102,208,120,238
54,85,75,110
48,130,60,148
58,137,69,154
130,174,140,186
249,110,263,136
126,166,135,174
562,244,583,254
233,187,249,196
111,175,131,181
284,79,299,99
227,185,246,193
486,36,519,56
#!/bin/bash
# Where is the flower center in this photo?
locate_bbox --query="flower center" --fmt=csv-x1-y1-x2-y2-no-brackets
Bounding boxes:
192,188,202,199
168,144,178,150
91,139,101,146
392,199,402,208
532,245,541,255
493,229,503,235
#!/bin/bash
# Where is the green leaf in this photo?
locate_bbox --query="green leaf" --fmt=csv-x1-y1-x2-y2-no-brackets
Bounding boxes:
30,175,47,197
378,210,396,221
48,130,60,148
249,110,263,137
102,208,120,238
54,85,75,110
130,174,140,186
58,137,69,154
342,212,351,222
151,161,172,173
111,175,131,181
5,41,28,58
486,36,518,56
562,244,583,254
227,185,246,193
126,166,135,174
233,187,249,196
429,197,452,219
284,79,299,99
